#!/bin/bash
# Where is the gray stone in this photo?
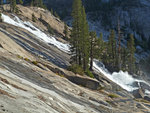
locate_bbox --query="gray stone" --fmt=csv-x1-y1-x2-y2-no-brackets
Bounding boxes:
132,88,145,98
144,96,150,102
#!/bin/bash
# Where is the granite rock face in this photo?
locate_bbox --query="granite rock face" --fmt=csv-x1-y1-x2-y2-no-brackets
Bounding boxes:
0,5,150,113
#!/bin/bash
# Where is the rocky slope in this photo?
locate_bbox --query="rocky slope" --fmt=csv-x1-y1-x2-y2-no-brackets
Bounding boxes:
0,5,150,113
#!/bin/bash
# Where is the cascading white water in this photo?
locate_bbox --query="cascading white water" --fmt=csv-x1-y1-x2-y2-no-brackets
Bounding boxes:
93,59,150,93
1,14,70,53
2,13,150,94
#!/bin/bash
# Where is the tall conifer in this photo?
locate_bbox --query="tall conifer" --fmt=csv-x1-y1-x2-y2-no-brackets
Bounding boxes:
19,0,23,5
108,30,116,66
89,31,97,70
71,0,82,65
96,33,104,60
81,6,90,71
64,23,69,40
127,34,136,73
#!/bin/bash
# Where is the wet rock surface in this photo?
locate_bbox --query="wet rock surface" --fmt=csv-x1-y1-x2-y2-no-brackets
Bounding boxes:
0,5,150,113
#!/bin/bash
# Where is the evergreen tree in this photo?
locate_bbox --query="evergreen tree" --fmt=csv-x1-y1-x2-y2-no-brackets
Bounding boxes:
89,31,97,70
0,12,2,22
50,8,53,15
70,0,82,65
81,6,90,71
32,13,36,22
30,0,44,8
47,24,54,35
10,0,16,12
95,32,104,60
70,0,90,72
107,30,116,66
39,0,43,7
0,0,3,5
30,0,33,6
117,18,122,70
40,13,42,19
19,0,23,5
54,11,59,18
121,47,128,71
127,34,136,73
63,23,68,40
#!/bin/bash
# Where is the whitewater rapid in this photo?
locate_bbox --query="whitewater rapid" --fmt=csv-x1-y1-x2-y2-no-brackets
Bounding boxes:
93,59,150,92
2,14,150,94
1,14,70,52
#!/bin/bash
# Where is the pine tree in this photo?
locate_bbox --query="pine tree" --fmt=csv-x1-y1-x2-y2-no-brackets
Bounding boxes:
0,0,3,5
32,13,36,22
63,23,68,40
95,32,104,60
70,0,82,65
89,31,97,70
30,0,43,7
54,11,60,19
107,30,116,66
40,13,42,19
39,0,43,7
30,0,33,6
117,18,122,70
10,0,16,12
19,0,23,5
127,34,136,73
50,8,53,15
0,12,2,22
81,6,90,71
47,24,54,35
121,47,128,71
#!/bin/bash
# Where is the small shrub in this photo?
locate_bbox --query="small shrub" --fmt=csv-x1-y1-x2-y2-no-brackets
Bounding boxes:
0,13,2,22
15,7,19,14
68,64,84,75
85,70,94,78
54,11,60,19
32,61,38,65
58,74,65,78
17,55,23,59
32,13,36,22
47,24,54,35
19,0,23,5
108,93,119,98
24,58,30,62
134,99,150,103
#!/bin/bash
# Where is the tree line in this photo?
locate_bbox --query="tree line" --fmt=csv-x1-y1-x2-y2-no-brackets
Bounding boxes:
70,0,136,75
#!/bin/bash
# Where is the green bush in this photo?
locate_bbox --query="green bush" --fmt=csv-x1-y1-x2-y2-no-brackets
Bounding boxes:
32,61,38,65
68,64,84,75
24,58,30,62
32,13,36,22
47,24,54,35
17,55,23,59
108,93,119,98
85,70,94,78
15,7,19,14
